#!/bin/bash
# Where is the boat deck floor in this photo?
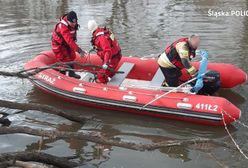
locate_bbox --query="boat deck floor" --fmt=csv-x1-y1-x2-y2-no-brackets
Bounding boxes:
76,71,152,89
75,71,192,93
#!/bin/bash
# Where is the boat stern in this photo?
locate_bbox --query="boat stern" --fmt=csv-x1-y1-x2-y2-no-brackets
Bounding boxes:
221,99,241,125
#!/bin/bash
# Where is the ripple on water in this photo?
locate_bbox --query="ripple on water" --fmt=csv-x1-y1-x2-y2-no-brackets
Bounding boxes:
0,0,248,167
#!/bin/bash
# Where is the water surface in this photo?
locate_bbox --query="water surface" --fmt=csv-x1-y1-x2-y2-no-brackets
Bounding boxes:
0,0,248,167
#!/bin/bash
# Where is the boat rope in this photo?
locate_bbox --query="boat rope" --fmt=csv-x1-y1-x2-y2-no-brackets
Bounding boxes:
222,110,248,129
220,109,248,160
208,94,248,160
140,76,198,110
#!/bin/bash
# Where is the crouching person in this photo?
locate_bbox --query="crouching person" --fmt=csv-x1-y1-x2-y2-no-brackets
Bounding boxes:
88,20,122,83
157,35,200,87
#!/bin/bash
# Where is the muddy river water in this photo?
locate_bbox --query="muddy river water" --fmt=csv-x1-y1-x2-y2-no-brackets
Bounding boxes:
0,0,248,167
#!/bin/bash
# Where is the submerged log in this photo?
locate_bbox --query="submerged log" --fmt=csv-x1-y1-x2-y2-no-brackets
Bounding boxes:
0,99,87,124
1,160,52,168
0,126,210,151
0,151,79,168
1,126,245,155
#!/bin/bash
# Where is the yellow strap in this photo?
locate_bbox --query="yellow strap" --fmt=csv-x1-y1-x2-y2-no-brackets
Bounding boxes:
157,52,176,68
176,42,189,59
187,66,197,75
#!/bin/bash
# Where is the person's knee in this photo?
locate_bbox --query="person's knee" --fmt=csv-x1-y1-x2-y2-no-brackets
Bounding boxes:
166,79,179,87
160,67,181,87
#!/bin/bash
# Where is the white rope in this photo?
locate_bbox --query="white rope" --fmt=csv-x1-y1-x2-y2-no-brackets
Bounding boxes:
140,76,198,110
207,93,248,159
220,109,248,159
222,110,248,129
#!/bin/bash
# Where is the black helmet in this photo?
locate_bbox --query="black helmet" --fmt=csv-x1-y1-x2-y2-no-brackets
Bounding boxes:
67,11,78,22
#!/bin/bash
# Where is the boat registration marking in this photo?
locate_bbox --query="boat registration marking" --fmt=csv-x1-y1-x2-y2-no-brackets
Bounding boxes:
195,103,218,112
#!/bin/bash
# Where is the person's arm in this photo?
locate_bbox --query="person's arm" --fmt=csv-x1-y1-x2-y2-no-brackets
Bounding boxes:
60,25,79,52
181,58,197,75
178,44,197,76
97,36,112,65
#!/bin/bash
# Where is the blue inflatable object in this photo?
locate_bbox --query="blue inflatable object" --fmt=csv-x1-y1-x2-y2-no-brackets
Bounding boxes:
191,50,209,93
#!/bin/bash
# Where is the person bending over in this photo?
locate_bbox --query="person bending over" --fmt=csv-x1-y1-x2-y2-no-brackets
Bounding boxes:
88,20,122,83
157,35,200,87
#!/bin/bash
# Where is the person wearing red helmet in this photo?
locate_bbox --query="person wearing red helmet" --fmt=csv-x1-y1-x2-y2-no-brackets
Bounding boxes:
88,20,122,83
51,11,86,79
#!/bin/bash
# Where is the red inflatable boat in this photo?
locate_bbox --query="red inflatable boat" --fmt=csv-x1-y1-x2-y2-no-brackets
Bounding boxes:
24,51,247,126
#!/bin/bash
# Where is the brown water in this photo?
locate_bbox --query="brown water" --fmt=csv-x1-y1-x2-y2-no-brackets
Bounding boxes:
0,0,248,167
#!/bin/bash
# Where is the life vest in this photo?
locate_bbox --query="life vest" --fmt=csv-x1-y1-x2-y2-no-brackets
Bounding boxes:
165,38,196,69
91,27,121,61
52,14,78,47
91,27,116,51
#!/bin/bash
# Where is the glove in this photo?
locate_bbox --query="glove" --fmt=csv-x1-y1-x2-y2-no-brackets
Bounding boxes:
78,48,87,57
200,50,208,59
102,64,108,70
75,23,80,30
187,66,197,76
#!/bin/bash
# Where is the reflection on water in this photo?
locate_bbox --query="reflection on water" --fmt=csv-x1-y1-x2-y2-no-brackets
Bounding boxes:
0,0,248,167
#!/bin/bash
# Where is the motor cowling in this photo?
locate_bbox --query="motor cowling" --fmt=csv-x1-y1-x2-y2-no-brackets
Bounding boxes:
197,71,221,95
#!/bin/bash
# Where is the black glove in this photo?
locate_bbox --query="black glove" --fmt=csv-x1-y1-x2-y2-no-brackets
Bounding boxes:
75,23,80,30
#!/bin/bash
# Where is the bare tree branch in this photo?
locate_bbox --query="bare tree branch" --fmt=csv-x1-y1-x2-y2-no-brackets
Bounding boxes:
0,99,87,124
0,151,79,168
0,61,123,79
0,126,211,151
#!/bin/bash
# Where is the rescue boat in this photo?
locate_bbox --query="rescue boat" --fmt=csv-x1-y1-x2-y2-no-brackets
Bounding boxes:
24,51,247,126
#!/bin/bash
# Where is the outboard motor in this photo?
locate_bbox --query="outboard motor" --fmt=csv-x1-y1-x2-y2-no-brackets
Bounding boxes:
197,70,221,95
190,50,221,95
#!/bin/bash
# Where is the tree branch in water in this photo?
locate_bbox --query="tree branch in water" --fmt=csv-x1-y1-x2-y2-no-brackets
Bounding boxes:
0,151,79,168
0,126,211,151
0,99,87,124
